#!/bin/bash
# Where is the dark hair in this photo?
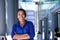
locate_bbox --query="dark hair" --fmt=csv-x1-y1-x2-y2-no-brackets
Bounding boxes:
17,8,26,17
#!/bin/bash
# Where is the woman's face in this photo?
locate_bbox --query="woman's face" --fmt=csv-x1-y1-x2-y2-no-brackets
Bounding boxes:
17,11,25,22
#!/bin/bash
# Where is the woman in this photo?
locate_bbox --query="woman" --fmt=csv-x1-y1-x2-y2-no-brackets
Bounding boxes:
11,9,35,40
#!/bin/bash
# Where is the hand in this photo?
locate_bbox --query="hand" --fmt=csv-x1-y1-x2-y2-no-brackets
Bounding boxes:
13,35,22,40
13,34,30,40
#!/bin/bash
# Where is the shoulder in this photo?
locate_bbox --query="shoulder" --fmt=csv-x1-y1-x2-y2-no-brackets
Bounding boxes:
12,21,19,28
26,20,34,26
13,22,17,26
26,20,33,24
26,20,34,29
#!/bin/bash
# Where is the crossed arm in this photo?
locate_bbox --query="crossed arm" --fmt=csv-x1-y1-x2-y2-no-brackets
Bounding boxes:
13,34,30,40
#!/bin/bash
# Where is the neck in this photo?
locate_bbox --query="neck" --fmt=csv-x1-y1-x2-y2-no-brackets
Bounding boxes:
20,20,25,23
19,20,25,27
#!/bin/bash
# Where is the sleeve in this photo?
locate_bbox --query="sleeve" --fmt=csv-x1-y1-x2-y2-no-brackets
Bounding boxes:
28,22,35,39
11,24,16,38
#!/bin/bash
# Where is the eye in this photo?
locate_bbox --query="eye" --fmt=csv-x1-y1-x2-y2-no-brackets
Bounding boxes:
18,13,21,16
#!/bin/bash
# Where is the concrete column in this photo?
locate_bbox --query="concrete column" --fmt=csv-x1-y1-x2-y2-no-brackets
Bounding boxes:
13,0,18,23
0,0,6,36
6,0,18,35
48,10,54,40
